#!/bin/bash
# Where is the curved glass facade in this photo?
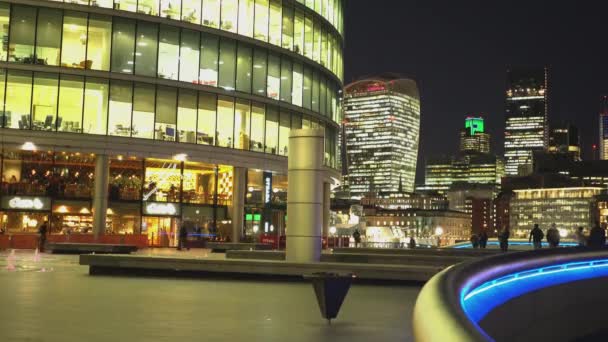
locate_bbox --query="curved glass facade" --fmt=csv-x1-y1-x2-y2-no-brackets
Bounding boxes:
34,0,343,80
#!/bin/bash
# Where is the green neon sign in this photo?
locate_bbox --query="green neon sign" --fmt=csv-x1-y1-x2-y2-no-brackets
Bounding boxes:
465,117,485,135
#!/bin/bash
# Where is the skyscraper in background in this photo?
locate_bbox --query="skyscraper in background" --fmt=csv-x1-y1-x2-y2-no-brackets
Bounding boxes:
460,116,491,154
548,122,581,161
342,75,421,197
599,96,608,160
504,67,548,176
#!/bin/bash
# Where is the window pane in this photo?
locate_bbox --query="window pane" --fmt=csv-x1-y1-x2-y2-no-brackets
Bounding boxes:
135,22,159,77
280,57,292,103
303,66,312,109
294,10,304,55
138,0,160,16
321,30,328,67
0,70,5,127
267,54,280,100
197,92,216,145
312,71,319,112
238,0,254,37
202,0,220,28
282,6,293,51
58,75,84,133
111,18,136,74
320,77,327,115
217,96,234,148
234,100,250,150
252,49,267,96
144,159,181,203
218,39,236,91
108,80,133,137
87,14,112,71
35,8,62,66
269,0,282,46
313,21,321,63
291,112,301,130
179,29,200,83
155,86,177,141
292,62,303,106
304,15,313,60
5,70,32,129
265,107,278,154
250,103,264,152
278,110,290,156
236,44,252,93
95,0,113,8
199,33,218,86
221,0,238,33
160,0,181,19
32,72,58,131
0,4,10,61
132,83,155,139
117,0,138,11
182,0,201,24
183,162,215,204
61,12,88,69
178,89,197,143
83,78,108,135
9,6,36,63
158,26,179,80
254,0,269,42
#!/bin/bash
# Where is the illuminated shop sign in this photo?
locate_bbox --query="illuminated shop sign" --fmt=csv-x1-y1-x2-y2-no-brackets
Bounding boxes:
143,202,181,216
264,172,272,205
2,196,51,211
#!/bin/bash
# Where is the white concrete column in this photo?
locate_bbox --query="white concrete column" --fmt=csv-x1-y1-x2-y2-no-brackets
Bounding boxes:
323,181,331,239
286,129,324,263
231,167,246,243
92,154,110,239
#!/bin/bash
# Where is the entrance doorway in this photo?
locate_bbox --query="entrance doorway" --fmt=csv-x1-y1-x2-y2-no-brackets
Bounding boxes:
143,216,179,247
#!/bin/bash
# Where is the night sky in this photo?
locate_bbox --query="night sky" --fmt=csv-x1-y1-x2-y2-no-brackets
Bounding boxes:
343,0,608,183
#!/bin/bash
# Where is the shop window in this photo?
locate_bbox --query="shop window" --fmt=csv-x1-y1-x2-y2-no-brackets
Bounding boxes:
8,6,36,63
280,57,292,103
1,212,48,234
108,202,141,234
4,70,31,129
292,62,303,107
302,66,312,109
182,205,213,234
138,0,159,16
271,173,288,205
177,89,197,143
179,30,200,83
278,110,290,156
293,9,304,55
35,8,62,66
221,0,238,33
265,107,278,154
52,200,93,234
144,159,182,203
57,75,84,133
238,0,254,37
254,0,269,42
250,103,265,152
217,165,233,206
132,83,156,139
87,14,112,71
160,0,181,20
54,152,95,200
217,96,234,148
110,158,143,201
111,18,136,74
252,49,267,96
155,86,178,141
182,0,201,23
199,33,219,86
158,26,179,80
236,44,252,93
61,12,88,69
267,54,280,100
135,22,159,77
218,39,236,91
269,0,282,46
202,0,220,28
234,100,251,150
0,4,9,61
183,162,216,205
282,6,294,51
83,77,109,135
32,73,58,132
108,80,133,137
197,92,216,145
246,169,263,205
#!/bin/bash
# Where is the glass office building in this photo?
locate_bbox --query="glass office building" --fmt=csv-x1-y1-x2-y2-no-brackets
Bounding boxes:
460,116,490,154
599,96,608,160
0,0,343,244
342,75,421,197
504,67,548,176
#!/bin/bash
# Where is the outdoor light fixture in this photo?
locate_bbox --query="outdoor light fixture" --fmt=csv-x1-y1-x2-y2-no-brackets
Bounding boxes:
173,153,188,162
21,142,37,151
329,227,337,235
435,227,444,236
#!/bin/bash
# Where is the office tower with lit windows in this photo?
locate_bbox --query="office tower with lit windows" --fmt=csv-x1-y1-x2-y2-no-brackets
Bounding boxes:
460,116,490,155
600,96,608,160
343,75,421,197
0,0,343,243
548,122,581,161
504,67,548,176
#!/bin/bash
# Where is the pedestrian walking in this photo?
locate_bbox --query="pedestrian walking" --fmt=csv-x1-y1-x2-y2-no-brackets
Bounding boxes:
470,234,480,248
408,237,416,249
499,226,510,252
575,227,586,247
588,223,606,248
38,220,48,252
353,229,361,248
529,224,544,250
478,230,489,249
177,222,189,251
546,223,560,248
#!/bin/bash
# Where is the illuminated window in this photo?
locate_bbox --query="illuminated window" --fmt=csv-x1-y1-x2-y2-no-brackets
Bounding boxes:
61,12,88,69
269,0,282,46
108,80,133,137
111,18,135,74
250,103,265,152
254,0,269,41
132,83,155,139
292,62,303,106
234,100,251,150
278,111,290,156
83,78,108,135
238,0,254,37
57,75,84,133
135,22,159,77
236,44,253,93
267,54,280,100
138,0,159,16
202,0,220,28
155,86,178,141
177,89,198,143
197,92,216,145
9,6,36,63
179,30,200,83
304,15,313,60
282,6,294,51
294,9,304,55
158,26,179,80
221,0,238,33
217,96,235,148
280,57,292,103
302,66,312,109
182,0,201,23
160,0,181,20
0,4,8,61
199,33,219,86
35,8,62,66
87,14,112,71
265,107,278,154
31,73,58,131
252,49,267,96
218,39,236,91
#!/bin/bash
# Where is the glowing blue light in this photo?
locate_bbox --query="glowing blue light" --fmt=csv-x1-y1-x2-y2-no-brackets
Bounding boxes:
461,258,608,323
452,241,578,249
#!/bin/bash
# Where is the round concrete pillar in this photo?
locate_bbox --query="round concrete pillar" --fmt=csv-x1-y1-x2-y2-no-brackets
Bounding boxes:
92,154,109,239
286,129,325,263
231,167,246,243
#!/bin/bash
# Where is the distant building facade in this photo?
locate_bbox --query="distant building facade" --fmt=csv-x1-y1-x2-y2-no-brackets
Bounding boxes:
360,192,448,211
460,116,490,154
600,96,608,160
419,154,504,193
548,122,580,161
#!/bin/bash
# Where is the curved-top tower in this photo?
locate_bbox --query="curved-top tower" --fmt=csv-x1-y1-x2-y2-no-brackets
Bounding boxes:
0,0,343,244
342,75,421,197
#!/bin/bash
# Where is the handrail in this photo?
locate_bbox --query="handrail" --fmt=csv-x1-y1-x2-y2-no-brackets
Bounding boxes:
413,247,608,342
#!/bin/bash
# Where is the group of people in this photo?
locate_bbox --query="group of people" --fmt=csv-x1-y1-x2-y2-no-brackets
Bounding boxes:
469,230,490,249
529,223,606,249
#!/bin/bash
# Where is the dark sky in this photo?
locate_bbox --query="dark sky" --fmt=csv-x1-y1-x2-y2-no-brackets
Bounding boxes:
343,0,608,183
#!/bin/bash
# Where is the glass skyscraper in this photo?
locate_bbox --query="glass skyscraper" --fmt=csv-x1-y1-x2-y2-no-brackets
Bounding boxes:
342,75,420,197
504,67,548,176
460,116,490,155
599,96,608,160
